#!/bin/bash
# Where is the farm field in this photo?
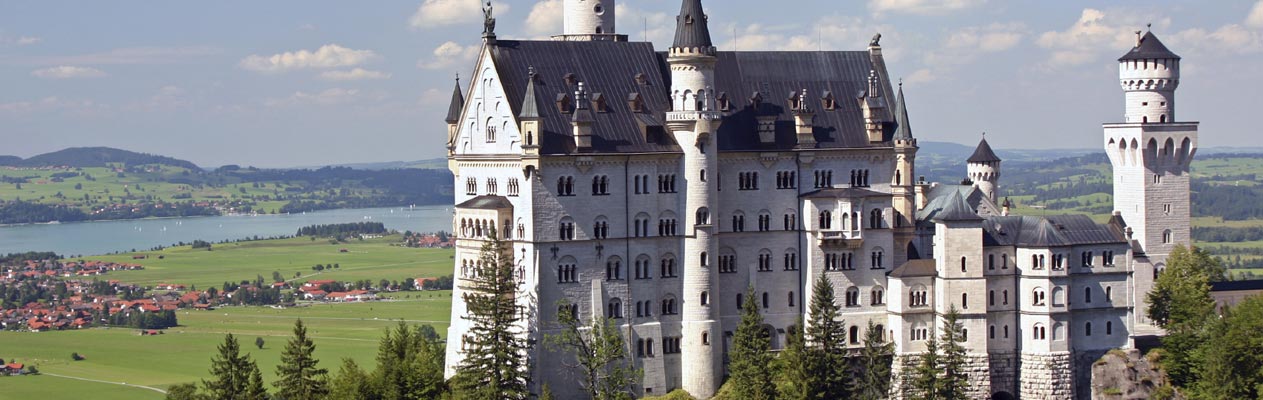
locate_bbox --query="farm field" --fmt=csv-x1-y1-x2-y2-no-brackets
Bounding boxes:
0,165,300,214
85,234,453,290
0,292,453,399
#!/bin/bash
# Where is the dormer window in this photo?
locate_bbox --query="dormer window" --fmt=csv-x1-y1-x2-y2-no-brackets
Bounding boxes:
634,73,648,86
556,93,572,113
821,91,837,111
627,93,645,113
749,92,763,107
788,91,804,110
563,73,577,86
591,93,608,112
716,92,731,112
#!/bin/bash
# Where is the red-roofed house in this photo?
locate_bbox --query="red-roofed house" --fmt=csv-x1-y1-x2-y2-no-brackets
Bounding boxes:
5,363,24,375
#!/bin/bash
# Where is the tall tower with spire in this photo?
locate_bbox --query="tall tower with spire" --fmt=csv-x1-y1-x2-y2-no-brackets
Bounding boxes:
892,82,919,266
555,0,626,41
967,136,1001,203
1104,29,1197,330
664,0,721,398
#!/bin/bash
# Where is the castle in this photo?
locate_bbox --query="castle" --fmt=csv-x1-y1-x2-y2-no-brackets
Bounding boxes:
442,1,1196,399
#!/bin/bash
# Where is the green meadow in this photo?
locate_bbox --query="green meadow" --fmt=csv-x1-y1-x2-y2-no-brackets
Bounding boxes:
0,235,457,399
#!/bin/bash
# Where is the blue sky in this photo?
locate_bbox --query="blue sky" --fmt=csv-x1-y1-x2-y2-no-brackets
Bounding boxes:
2,0,1261,167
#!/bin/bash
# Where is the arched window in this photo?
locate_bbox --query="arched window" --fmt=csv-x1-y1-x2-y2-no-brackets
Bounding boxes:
1085,322,1093,337
962,293,968,309
702,332,710,345
1033,287,1046,306
819,210,832,230
870,209,882,229
845,286,860,307
607,298,623,319
850,325,860,344
1053,323,1064,341
1004,325,1010,338
989,290,995,306
961,256,968,273
661,296,678,315
701,291,709,306
605,256,622,280
696,207,710,226
789,291,796,307
1053,287,1065,306
989,325,996,339
700,251,709,268
762,292,769,309
989,254,995,270
1163,229,1173,244
1084,287,1092,303
736,293,743,310
1034,323,1046,340
870,287,885,305
1105,286,1113,302
1002,254,1009,269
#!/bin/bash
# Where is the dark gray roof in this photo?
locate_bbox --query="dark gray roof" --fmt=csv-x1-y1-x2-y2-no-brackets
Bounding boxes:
488,39,893,155
455,195,513,210
519,69,540,120
892,83,912,140
672,0,713,49
1211,279,1263,292
932,191,983,222
445,79,464,124
889,259,936,278
1119,31,1180,61
967,138,1001,163
980,215,1127,248
918,184,994,221
801,187,887,199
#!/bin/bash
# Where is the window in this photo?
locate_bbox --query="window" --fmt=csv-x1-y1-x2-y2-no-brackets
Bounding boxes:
557,176,575,196
819,210,833,230
989,290,995,306
660,255,678,278
962,293,968,309
661,297,678,315
1106,321,1113,335
1003,290,1009,305
850,326,860,344
788,291,797,307
758,250,773,272
732,213,746,232
607,298,622,319
1033,288,1046,306
634,175,652,195
591,176,610,195
990,325,996,339
605,257,621,280
1085,287,1092,303
912,324,929,341
814,170,833,188
783,250,798,271
1103,251,1116,267
961,256,968,273
784,213,797,231
696,208,710,226
849,169,871,187
634,214,650,238
989,254,995,270
658,215,678,236
700,169,707,182
1163,230,1173,244
702,332,710,345
911,285,928,307
1105,286,1113,302
738,172,760,190
558,303,578,320
592,218,609,239
701,291,709,306
700,252,709,268
637,338,655,358
658,174,677,193
871,287,885,305
1053,254,1065,270
1085,322,1093,337
869,209,882,229
1163,204,1171,214
486,121,497,142
507,178,520,197
559,218,575,241
635,256,652,279
1002,254,1009,269
486,178,498,195
762,292,770,309
466,178,477,195
758,212,771,231
1004,325,1010,339
845,287,860,307
777,171,797,189
736,294,744,310
870,249,885,269
1034,323,1047,340
718,254,737,274
557,261,577,283
663,337,681,354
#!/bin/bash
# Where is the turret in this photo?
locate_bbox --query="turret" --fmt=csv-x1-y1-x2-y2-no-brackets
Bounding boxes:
554,0,626,41
967,137,1001,203
1119,28,1180,124
519,67,542,177
445,75,464,155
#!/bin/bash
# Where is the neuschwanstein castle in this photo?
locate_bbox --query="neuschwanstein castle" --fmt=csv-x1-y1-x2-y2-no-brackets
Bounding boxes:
442,1,1197,399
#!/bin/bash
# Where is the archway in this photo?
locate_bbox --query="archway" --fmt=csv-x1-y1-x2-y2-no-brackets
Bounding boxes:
991,391,1016,400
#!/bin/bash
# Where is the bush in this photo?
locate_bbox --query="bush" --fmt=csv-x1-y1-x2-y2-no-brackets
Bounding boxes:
71,352,84,361
642,389,698,400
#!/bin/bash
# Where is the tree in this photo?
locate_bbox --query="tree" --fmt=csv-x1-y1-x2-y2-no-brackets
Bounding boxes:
546,298,639,400
728,286,776,400
371,322,446,399
855,321,894,400
1146,245,1217,387
1190,296,1263,398
451,227,531,399
936,306,969,399
255,337,265,350
329,358,373,400
775,320,810,400
805,274,850,399
274,319,329,399
908,335,942,399
165,383,201,400
202,334,267,400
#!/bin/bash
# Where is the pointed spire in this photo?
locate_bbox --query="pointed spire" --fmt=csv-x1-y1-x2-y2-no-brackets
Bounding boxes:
1119,30,1180,61
519,67,540,120
968,136,1001,163
893,81,913,140
672,0,713,49
445,74,464,124
933,190,983,222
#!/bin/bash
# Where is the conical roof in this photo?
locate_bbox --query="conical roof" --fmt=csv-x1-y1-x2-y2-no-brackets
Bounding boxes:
672,0,713,49
967,138,1001,163
893,84,913,140
445,78,464,124
933,191,983,222
1119,31,1180,61
519,68,540,120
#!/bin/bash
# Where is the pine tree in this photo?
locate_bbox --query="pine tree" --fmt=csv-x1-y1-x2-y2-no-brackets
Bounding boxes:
202,334,268,400
728,286,777,400
855,321,894,400
805,274,850,399
329,358,373,400
909,335,942,400
937,306,969,399
545,298,639,400
452,228,531,399
274,319,329,399
775,318,810,400
372,322,447,399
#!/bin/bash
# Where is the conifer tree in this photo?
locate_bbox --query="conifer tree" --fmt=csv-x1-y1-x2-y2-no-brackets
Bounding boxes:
855,321,894,400
805,274,849,399
728,286,776,400
274,319,329,399
546,298,639,400
202,334,268,400
909,334,942,399
329,358,373,400
452,227,531,399
245,365,268,400
775,318,810,400
373,322,447,399
937,306,969,399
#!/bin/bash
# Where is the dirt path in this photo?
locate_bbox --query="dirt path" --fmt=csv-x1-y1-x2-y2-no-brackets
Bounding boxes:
42,372,168,395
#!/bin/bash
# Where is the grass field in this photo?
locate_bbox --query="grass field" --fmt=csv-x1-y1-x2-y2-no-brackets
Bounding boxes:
0,165,304,213
84,234,453,290
0,235,456,399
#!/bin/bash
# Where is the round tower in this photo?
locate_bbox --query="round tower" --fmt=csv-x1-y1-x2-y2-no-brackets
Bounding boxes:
563,0,615,36
1119,29,1180,124
664,1,721,398
967,137,1001,203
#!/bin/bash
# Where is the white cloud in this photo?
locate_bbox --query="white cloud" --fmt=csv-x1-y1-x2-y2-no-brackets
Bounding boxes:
721,15,897,55
904,68,935,85
0,35,40,46
418,41,480,70
868,0,986,16
320,68,392,81
615,4,673,44
1248,1,1263,29
1171,24,1263,54
0,96,110,115
11,46,221,66
525,0,563,37
945,23,1025,53
1036,9,1167,67
31,66,107,79
239,44,378,73
264,88,385,107
409,0,509,29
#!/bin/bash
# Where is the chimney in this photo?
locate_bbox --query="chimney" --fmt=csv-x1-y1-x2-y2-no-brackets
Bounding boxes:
572,82,595,150
793,89,816,148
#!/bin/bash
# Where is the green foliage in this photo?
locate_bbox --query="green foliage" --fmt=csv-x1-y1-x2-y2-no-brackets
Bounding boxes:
727,286,776,400
805,274,850,399
774,319,810,400
369,322,447,399
936,306,970,399
451,228,531,399
908,335,942,399
545,298,639,400
274,319,329,399
164,383,200,400
1188,296,1263,399
328,358,373,400
201,333,268,400
297,222,387,238
1146,245,1218,386
854,321,894,400
640,389,698,400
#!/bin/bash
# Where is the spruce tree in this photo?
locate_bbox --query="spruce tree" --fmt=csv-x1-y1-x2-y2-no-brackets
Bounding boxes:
373,322,447,399
937,306,969,399
909,334,942,400
202,333,268,400
728,286,776,400
274,319,329,399
545,298,639,400
775,318,810,400
452,227,531,399
805,274,849,399
329,358,373,400
855,321,894,400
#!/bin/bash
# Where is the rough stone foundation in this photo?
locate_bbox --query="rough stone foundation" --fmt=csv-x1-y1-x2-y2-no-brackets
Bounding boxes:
1020,352,1075,399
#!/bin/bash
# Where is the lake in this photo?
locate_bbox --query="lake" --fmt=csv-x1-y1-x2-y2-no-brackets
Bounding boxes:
0,206,453,256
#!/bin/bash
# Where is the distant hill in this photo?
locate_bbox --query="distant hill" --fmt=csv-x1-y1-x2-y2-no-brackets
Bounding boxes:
287,157,449,171
0,147,202,171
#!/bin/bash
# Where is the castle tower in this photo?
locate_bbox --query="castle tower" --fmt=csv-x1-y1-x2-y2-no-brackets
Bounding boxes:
892,83,919,266
1104,30,1197,330
664,0,722,397
555,0,626,41
444,75,464,157
967,137,1001,203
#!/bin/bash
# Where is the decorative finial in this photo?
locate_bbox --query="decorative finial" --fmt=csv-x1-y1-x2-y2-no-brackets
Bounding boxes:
982,131,987,138
898,78,903,89
455,73,460,84
528,66,536,78
482,1,497,38
1147,23,1152,32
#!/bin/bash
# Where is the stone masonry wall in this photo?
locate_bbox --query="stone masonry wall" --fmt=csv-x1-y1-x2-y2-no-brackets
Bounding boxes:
1021,352,1075,399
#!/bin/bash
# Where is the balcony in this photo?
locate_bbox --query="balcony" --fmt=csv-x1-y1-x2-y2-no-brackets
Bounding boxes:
818,229,863,248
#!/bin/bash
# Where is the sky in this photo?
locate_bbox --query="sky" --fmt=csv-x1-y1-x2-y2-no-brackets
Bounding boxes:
2,0,1262,168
